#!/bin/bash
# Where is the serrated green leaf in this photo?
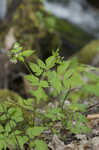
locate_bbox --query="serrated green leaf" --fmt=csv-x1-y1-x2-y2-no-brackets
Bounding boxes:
17,136,28,149
23,98,34,107
14,130,22,135
10,120,16,128
80,125,91,133
40,80,49,88
17,55,24,62
63,72,84,88
84,72,99,82
29,141,35,148
63,69,74,80
45,108,63,121
48,71,62,94
0,105,4,112
11,47,22,54
11,107,23,123
25,74,33,82
36,69,43,76
70,91,81,101
8,107,16,115
0,114,7,121
46,56,56,69
0,139,6,150
13,42,20,49
26,127,47,138
29,62,42,76
0,134,4,140
57,60,70,75
75,113,88,122
22,50,34,57
25,74,39,86
5,123,11,133
37,59,46,69
34,139,48,150
5,120,16,133
6,134,17,149
82,84,99,96
30,87,48,103
69,102,87,112
0,125,4,133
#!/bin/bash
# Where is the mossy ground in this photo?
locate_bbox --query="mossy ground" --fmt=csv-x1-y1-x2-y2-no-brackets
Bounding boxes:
0,89,33,124
77,40,99,64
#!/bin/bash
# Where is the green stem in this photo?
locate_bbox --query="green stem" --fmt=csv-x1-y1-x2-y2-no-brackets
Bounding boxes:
61,88,71,112
23,62,33,75
23,62,37,126
32,99,37,126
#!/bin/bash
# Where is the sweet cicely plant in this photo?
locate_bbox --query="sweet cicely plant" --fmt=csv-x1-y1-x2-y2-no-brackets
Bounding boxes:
0,42,98,149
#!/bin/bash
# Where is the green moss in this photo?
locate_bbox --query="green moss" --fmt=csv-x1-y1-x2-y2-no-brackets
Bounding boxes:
0,89,33,124
0,89,23,104
77,40,99,64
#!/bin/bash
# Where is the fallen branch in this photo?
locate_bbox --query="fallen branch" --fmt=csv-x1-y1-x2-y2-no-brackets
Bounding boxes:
87,114,99,120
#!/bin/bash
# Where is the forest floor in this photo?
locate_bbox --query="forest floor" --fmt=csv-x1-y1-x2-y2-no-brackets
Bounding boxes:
43,100,99,150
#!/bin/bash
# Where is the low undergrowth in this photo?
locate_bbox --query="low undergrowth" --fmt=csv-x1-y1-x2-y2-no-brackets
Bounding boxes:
0,43,99,149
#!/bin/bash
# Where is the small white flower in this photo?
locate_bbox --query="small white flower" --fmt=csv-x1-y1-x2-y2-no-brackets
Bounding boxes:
10,59,17,64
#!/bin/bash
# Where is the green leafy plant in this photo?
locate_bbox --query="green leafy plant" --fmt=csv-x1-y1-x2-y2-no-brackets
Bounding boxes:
1,42,99,149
